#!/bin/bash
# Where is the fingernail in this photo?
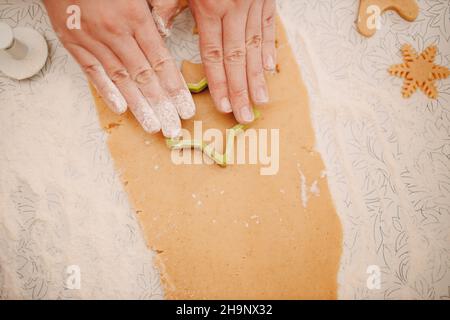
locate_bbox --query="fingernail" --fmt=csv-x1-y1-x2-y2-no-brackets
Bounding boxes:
220,97,232,113
94,67,127,114
240,107,254,123
135,96,161,134
172,90,196,120
152,98,182,138
152,10,171,37
255,87,269,104
106,90,127,114
264,55,275,71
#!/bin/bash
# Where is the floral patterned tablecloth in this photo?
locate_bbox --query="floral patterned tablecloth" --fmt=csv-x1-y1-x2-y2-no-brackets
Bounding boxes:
0,0,449,299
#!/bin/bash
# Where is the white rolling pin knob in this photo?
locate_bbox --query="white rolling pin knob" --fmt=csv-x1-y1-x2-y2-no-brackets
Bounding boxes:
0,22,48,80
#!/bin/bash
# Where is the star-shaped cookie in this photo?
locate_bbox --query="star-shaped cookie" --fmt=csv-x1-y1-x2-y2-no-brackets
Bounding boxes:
389,44,450,99
357,0,419,37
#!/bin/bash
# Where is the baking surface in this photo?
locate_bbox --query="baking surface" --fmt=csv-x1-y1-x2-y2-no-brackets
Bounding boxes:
93,21,342,299
0,1,162,299
277,0,450,299
0,0,449,299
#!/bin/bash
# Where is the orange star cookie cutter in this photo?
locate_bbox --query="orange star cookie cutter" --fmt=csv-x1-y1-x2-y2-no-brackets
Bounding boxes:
357,0,419,37
389,44,450,99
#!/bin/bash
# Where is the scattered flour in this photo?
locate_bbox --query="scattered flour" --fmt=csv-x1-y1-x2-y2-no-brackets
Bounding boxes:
298,168,321,208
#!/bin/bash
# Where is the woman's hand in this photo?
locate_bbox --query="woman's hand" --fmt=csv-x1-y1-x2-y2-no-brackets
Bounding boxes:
44,0,196,138
189,0,276,124
150,0,188,37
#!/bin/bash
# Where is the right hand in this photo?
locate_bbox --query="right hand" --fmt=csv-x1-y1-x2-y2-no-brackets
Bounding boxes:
44,0,195,138
189,0,276,124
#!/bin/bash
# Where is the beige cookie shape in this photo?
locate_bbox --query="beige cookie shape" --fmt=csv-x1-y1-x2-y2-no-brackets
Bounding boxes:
389,44,450,99
357,0,419,37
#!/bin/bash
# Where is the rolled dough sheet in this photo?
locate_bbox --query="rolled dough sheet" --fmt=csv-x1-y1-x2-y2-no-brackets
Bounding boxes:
92,20,343,299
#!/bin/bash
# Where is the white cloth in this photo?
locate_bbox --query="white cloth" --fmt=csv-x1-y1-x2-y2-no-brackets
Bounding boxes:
0,0,162,299
0,0,449,299
277,0,450,299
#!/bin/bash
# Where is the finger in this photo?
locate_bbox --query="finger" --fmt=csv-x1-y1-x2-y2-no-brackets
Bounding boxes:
135,18,196,120
246,0,269,105
101,34,181,138
148,0,183,37
262,0,276,72
66,44,127,114
196,15,232,114
223,11,254,124
80,38,162,134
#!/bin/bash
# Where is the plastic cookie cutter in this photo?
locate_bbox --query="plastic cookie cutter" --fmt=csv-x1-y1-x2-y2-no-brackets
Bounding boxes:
174,60,263,167
181,60,209,93
166,109,262,167
0,22,48,80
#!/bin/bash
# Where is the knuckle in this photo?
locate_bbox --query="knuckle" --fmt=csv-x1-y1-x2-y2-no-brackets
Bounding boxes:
152,56,173,72
246,35,262,49
202,45,223,64
101,19,127,36
125,4,149,24
110,68,130,84
82,63,102,76
129,14,148,27
224,47,246,64
229,87,249,99
134,68,155,85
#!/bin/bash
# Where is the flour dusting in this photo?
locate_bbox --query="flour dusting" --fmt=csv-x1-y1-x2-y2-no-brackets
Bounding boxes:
171,89,196,120
0,70,162,299
299,169,308,208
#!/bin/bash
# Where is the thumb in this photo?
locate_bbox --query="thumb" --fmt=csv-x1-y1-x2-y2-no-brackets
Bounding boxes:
148,0,188,37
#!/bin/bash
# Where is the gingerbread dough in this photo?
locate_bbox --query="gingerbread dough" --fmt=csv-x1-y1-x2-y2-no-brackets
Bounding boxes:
92,20,342,299
181,61,208,93
357,0,419,37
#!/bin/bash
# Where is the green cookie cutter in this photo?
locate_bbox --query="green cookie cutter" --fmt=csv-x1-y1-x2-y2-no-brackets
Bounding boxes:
186,78,208,94
166,109,262,167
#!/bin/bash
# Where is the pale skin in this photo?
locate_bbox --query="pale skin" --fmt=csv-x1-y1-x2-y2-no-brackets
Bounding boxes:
189,0,276,123
44,0,276,133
